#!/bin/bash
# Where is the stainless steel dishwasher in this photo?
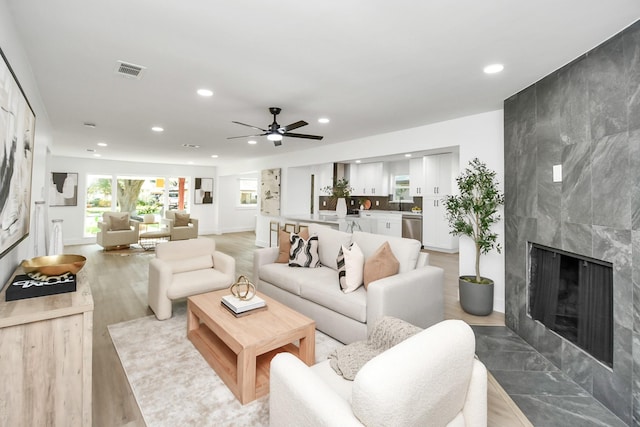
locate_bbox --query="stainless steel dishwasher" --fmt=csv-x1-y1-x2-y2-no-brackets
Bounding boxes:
401,214,422,243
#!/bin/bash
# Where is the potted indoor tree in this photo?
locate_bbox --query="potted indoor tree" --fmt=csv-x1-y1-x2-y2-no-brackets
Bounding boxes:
444,158,504,316
321,178,353,218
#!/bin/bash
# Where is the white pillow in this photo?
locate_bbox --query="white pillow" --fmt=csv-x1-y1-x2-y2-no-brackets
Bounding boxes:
337,242,364,293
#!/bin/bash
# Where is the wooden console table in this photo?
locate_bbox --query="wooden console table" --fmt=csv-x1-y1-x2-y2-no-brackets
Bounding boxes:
0,268,94,426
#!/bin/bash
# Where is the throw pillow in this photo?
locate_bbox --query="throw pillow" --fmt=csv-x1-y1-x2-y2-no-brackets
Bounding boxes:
174,212,190,227
363,241,400,289
276,228,309,263
289,235,320,268
109,213,130,231
337,242,365,293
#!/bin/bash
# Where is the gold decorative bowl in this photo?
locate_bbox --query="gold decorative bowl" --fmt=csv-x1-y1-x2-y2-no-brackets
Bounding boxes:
21,254,86,277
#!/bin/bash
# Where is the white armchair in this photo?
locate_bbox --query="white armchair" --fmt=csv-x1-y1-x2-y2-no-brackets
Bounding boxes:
148,238,235,320
163,210,198,241
270,319,487,427
96,212,140,250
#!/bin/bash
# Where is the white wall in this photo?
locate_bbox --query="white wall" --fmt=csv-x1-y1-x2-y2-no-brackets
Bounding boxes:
0,0,54,287
217,173,259,234
49,156,218,244
219,110,506,312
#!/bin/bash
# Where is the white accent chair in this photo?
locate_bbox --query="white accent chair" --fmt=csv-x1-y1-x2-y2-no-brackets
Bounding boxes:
270,319,487,427
163,210,199,241
148,238,236,320
96,212,140,250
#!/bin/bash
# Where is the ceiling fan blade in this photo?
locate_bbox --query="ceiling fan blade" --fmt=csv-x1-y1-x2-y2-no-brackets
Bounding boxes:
232,121,267,132
273,140,283,147
284,132,324,140
283,120,308,132
227,133,266,140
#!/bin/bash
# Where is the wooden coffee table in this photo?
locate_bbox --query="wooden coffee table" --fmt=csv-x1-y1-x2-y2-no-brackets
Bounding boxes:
187,289,315,404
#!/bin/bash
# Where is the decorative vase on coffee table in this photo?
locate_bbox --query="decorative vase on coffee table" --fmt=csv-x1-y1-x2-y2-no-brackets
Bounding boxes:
336,198,347,218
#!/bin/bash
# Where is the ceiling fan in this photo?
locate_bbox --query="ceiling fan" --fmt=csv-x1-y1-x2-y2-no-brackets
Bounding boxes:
228,107,324,147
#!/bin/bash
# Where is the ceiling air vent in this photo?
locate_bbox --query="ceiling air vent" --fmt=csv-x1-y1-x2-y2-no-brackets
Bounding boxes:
114,60,146,79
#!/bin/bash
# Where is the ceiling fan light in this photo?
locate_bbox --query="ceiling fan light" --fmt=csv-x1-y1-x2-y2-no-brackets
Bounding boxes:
267,133,283,142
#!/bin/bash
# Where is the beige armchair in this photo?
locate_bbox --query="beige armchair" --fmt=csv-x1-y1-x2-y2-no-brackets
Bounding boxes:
96,212,140,250
270,319,487,427
148,238,235,320
163,210,198,240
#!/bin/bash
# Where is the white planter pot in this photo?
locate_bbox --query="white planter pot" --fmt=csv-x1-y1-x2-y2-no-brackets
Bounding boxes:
143,213,156,223
336,198,347,218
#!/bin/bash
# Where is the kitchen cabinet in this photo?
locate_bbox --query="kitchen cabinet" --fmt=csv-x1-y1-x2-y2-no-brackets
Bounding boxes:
409,157,426,196
360,211,402,237
315,163,334,191
423,197,458,252
424,153,453,197
349,162,388,196
376,216,402,237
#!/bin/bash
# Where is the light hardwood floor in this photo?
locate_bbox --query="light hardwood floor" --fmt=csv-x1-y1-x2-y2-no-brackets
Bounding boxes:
68,231,530,427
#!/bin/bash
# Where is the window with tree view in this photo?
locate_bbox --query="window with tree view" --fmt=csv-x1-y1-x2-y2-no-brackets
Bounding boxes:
239,178,258,205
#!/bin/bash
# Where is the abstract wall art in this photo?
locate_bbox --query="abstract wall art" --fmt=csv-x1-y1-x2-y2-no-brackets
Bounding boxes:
0,47,36,259
49,172,78,206
194,177,213,204
260,168,280,215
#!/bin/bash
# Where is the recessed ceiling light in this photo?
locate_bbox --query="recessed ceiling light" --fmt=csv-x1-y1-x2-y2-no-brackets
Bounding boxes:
318,117,330,124
211,154,219,158
405,153,412,158
93,153,101,157
197,88,213,97
97,142,107,147
355,160,361,164
151,126,164,132
248,140,257,145
483,63,504,74
188,161,194,165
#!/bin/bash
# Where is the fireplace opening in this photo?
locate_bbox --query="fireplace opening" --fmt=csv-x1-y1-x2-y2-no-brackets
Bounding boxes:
528,243,613,367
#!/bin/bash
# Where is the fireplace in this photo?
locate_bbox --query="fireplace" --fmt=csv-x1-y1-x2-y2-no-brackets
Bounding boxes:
528,243,613,367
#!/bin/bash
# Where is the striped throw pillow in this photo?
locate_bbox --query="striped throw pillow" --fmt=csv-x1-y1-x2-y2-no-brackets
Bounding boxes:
337,242,364,293
289,234,320,268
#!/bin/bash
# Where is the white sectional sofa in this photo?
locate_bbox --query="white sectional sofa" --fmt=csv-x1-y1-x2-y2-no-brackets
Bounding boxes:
253,224,444,344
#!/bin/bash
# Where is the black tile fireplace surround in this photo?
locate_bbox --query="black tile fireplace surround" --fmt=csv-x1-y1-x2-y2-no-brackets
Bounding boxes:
504,19,640,425
529,244,613,368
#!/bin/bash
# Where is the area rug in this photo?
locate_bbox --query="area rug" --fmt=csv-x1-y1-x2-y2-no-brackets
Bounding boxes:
108,302,343,427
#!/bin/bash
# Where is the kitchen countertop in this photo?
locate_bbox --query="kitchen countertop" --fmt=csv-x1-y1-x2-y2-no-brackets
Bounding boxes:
284,213,363,225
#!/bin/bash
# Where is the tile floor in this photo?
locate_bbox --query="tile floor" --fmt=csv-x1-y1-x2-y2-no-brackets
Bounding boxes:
472,326,628,427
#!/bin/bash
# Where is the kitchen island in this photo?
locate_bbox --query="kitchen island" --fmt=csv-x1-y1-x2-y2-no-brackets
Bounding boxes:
282,213,375,233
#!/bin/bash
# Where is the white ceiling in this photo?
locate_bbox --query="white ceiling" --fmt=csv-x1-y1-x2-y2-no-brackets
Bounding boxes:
6,1,640,166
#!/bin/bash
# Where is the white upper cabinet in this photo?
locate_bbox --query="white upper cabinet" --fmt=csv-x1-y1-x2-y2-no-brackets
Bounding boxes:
315,163,334,192
424,153,453,196
409,157,426,197
349,162,388,196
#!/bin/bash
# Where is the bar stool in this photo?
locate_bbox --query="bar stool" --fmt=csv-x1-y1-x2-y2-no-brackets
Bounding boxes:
283,223,296,233
269,220,280,247
297,224,309,234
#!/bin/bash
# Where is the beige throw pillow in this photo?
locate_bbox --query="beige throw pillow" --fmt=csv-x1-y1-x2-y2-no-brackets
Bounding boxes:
276,229,309,263
174,212,190,227
363,241,400,289
109,213,130,231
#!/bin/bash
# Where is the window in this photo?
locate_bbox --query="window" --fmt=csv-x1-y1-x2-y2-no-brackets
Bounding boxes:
239,178,258,205
392,174,410,202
